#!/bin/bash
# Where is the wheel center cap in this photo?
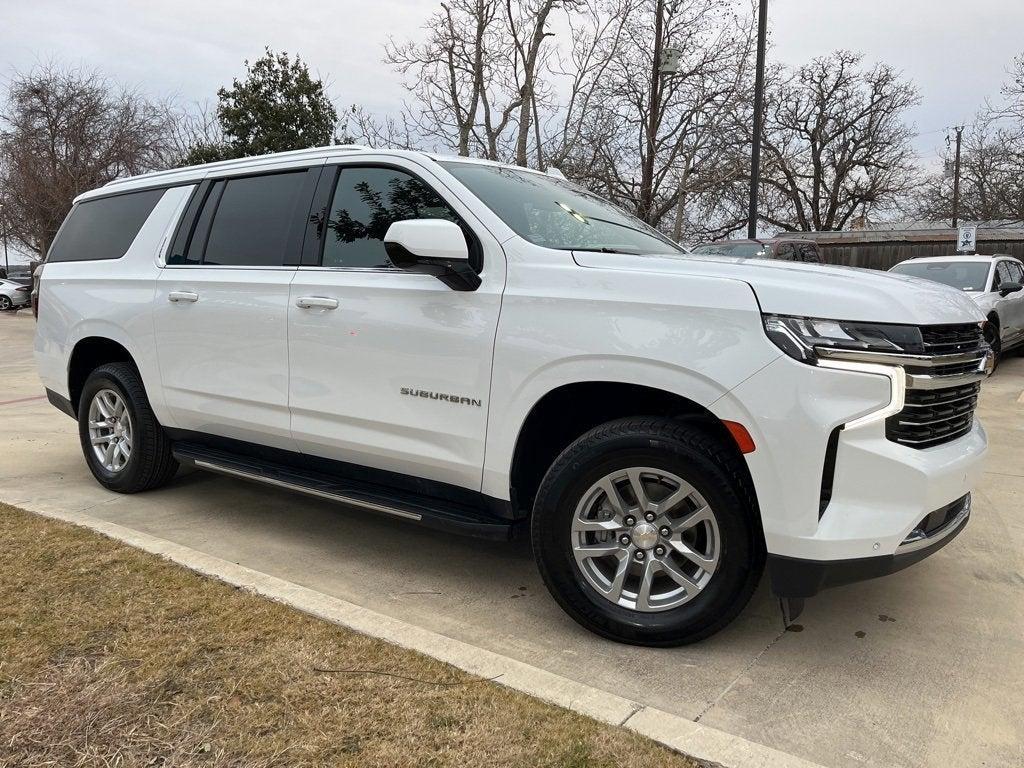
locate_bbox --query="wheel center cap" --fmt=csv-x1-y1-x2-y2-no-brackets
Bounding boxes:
631,522,659,550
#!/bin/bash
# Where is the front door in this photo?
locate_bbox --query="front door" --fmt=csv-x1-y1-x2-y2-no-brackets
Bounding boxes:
1000,260,1024,344
993,260,1024,345
287,159,506,491
154,167,318,450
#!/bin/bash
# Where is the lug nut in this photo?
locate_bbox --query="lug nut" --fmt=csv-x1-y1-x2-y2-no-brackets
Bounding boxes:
635,550,646,560
645,512,656,522
659,526,671,537
654,545,666,556
624,516,636,526
619,535,631,546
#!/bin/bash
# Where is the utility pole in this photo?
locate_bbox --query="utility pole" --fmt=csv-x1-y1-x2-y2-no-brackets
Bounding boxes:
639,0,665,224
951,125,964,228
0,205,8,278
747,0,768,239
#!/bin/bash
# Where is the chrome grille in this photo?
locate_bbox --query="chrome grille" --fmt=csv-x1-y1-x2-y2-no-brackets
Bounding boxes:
920,324,985,355
887,382,981,447
886,323,987,449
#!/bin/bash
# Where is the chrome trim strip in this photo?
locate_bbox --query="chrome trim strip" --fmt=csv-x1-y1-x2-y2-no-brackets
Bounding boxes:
902,391,978,408
816,347,987,367
891,424,973,445
905,370,989,389
897,412,973,427
193,460,423,521
898,496,971,553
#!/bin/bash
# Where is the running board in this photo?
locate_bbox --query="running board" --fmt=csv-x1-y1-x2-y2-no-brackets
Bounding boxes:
172,442,514,540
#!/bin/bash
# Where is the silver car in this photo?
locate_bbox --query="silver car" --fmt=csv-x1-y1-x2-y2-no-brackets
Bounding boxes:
0,278,32,311
889,254,1024,357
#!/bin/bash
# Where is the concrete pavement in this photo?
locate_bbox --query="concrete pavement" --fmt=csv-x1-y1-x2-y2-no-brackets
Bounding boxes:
2,309,1023,768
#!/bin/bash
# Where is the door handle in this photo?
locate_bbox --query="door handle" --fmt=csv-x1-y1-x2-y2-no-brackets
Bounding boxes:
168,290,199,303
296,296,339,310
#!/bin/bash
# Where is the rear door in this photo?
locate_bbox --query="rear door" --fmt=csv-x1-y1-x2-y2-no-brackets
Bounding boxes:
286,157,506,491
153,163,321,449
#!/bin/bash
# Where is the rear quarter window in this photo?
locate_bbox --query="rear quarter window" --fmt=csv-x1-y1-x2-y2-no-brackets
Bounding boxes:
47,189,165,263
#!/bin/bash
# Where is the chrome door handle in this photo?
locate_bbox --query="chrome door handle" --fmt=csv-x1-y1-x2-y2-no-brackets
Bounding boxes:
168,290,199,303
296,296,339,310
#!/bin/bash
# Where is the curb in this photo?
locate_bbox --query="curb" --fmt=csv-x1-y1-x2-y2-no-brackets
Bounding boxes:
25,504,826,768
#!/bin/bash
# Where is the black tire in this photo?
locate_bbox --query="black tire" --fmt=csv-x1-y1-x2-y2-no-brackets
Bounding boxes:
531,417,764,647
985,316,1002,366
0,295,11,311
77,362,178,493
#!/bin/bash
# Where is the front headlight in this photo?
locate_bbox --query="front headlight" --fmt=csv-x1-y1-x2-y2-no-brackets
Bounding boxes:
763,314,921,364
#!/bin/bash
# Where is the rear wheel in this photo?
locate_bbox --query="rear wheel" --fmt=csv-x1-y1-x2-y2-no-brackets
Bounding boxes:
0,295,11,311
78,363,178,493
531,417,763,646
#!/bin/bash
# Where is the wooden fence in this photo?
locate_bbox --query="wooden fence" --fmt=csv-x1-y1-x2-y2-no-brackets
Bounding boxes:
792,230,1024,271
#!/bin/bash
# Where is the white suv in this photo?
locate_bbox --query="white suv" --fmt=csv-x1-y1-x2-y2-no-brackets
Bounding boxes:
35,146,991,645
889,254,1024,358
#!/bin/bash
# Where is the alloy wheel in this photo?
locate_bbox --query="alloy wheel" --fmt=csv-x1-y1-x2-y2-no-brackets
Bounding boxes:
571,467,720,612
87,389,133,473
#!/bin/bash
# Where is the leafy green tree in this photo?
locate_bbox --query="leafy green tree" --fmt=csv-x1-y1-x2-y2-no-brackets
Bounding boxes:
185,49,338,164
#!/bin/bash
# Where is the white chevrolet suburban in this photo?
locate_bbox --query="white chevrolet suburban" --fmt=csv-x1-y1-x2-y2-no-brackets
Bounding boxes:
35,146,992,645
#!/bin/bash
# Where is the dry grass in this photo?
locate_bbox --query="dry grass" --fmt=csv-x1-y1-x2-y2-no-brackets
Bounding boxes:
0,503,695,768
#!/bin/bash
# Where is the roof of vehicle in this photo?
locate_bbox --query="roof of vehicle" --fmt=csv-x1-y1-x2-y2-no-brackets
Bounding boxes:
79,145,554,204
892,254,1021,265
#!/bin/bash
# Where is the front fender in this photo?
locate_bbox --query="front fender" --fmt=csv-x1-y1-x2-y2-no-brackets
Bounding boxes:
480,257,779,499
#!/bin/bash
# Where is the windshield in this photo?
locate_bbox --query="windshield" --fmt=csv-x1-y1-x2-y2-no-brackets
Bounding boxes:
440,162,683,255
691,242,766,257
890,261,991,291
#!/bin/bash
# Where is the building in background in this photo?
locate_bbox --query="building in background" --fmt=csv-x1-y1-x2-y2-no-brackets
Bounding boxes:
796,222,1024,270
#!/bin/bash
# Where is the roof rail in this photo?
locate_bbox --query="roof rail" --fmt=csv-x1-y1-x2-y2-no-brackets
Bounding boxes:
103,144,371,188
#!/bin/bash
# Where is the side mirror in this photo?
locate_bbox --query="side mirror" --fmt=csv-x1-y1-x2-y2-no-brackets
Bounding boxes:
998,281,1023,296
384,219,480,292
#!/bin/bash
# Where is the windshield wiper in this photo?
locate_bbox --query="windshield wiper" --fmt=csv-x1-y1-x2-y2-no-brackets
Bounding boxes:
559,246,640,254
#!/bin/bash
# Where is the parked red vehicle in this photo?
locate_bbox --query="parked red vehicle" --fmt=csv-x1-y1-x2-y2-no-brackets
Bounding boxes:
692,238,821,263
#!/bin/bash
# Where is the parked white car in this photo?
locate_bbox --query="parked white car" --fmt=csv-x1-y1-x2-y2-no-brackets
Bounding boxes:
0,278,31,310
889,254,1024,358
35,146,991,645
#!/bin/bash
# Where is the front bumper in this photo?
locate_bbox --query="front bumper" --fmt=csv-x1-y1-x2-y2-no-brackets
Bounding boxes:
767,494,971,598
711,354,987,566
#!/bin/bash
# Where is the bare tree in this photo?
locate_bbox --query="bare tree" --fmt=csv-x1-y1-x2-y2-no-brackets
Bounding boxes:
164,101,225,166
0,65,175,260
916,117,1024,223
758,51,920,232
382,0,758,243
385,0,517,158
917,53,1024,223
559,0,756,239
507,0,564,166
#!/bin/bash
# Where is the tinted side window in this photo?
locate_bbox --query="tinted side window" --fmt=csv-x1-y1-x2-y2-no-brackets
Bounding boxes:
48,189,164,263
202,172,307,267
996,261,1013,287
1008,261,1024,283
322,167,460,269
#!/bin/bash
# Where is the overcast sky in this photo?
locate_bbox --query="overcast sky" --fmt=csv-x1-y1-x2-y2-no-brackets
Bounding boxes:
2,0,1021,262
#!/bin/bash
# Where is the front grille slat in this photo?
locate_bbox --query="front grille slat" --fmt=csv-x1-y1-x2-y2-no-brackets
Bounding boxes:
885,323,985,449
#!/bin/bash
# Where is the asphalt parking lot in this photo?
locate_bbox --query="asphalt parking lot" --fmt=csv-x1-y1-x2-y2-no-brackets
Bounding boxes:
2,309,1022,768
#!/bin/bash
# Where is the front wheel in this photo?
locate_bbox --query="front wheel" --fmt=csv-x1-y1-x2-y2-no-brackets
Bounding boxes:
985,317,1002,365
531,417,763,646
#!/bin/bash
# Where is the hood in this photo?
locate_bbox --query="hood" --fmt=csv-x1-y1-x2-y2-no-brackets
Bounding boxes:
572,252,985,326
